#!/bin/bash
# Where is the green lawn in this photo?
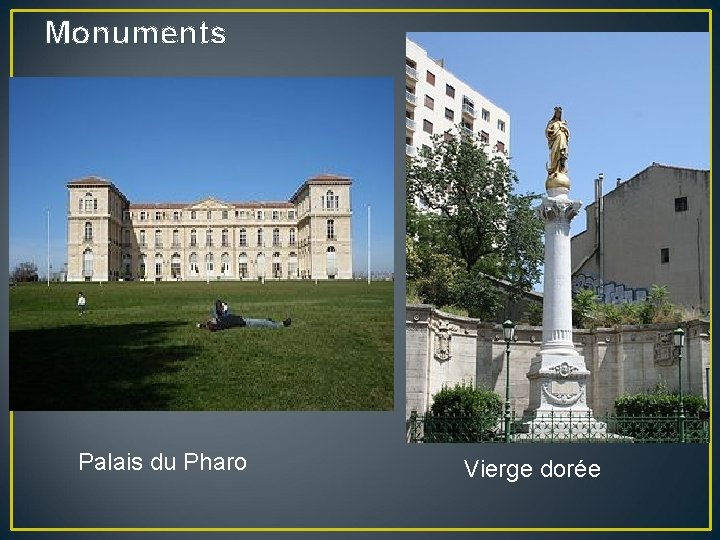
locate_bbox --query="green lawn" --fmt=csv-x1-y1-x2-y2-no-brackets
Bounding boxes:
9,280,394,411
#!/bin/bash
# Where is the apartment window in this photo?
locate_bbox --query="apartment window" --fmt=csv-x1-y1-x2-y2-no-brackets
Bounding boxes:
257,228,263,246
191,210,197,220
289,228,296,246
496,141,506,153
327,219,335,240
482,109,490,122
498,119,506,132
426,71,435,85
205,229,213,247
675,197,688,212
479,131,489,143
221,229,229,247
84,222,93,241
443,132,453,143
445,108,454,121
273,228,280,246
446,84,455,98
190,229,197,247
222,210,228,220
424,95,434,110
423,119,433,134
661,248,670,263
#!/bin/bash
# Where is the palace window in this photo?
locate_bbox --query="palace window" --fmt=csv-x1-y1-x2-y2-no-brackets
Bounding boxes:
206,253,214,272
191,210,197,220
288,210,296,220
140,211,147,221
172,229,180,247
173,211,180,221
189,253,199,275
190,229,197,247
206,210,212,220
154,230,162,248
221,253,230,274
222,229,229,247
256,210,264,220
289,228,296,246
155,211,162,221
238,253,248,278
327,219,335,240
272,210,279,220
139,230,146,247
257,229,263,246
206,229,213,247
222,210,228,220
239,228,247,247
84,222,93,241
273,228,280,246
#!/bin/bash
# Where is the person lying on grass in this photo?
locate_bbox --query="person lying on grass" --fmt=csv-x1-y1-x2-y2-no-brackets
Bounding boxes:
197,314,291,331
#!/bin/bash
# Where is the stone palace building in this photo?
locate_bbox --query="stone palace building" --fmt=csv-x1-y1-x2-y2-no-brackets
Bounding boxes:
66,174,352,282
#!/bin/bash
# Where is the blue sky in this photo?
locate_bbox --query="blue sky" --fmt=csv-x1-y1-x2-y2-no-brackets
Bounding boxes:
9,77,394,276
408,32,710,240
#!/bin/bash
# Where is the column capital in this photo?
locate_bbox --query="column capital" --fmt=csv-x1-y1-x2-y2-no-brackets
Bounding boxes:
537,195,582,223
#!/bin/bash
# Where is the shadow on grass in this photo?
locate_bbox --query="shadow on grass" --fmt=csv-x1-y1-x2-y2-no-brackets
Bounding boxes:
10,320,197,410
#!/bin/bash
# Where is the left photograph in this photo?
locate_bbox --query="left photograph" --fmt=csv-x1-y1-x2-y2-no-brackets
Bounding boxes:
9,77,394,411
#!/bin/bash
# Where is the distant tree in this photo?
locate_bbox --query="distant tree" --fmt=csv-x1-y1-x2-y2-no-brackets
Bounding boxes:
11,262,39,282
407,130,544,317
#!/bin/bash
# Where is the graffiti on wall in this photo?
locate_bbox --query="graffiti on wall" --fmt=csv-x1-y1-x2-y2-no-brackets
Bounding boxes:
572,273,648,304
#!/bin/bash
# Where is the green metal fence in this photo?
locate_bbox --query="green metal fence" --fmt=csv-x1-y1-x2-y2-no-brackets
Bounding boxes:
407,410,710,443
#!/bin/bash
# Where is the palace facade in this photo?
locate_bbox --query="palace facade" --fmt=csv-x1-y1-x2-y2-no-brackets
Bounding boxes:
66,174,353,282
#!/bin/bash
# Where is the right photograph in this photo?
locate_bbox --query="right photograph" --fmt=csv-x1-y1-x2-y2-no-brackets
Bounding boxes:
405,33,710,443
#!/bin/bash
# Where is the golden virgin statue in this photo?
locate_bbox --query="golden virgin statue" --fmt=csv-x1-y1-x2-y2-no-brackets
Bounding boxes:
545,106,570,190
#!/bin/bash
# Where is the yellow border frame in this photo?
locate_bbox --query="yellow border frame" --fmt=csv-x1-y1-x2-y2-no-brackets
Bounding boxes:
7,6,713,533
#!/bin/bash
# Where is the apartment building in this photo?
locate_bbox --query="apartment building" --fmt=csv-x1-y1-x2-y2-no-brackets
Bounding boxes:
571,164,709,311
66,174,353,282
405,38,510,158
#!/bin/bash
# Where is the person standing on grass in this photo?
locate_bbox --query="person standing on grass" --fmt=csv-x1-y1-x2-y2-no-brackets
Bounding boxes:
77,292,86,316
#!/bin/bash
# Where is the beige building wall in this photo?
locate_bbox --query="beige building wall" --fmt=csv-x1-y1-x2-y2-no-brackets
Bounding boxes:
406,305,710,418
571,164,709,310
67,174,352,282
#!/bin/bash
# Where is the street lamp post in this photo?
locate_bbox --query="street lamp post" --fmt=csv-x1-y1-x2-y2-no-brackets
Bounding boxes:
673,327,685,443
503,320,515,443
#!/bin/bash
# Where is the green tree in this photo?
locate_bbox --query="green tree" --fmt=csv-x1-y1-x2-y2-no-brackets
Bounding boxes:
406,130,543,317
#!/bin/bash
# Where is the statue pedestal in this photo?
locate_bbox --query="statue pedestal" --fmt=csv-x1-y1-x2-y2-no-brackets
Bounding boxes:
517,190,608,439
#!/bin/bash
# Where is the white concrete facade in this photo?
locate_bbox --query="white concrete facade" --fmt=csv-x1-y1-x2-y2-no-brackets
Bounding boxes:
405,38,510,158
66,174,352,282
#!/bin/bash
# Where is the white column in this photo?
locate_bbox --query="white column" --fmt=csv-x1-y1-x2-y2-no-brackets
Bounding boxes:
538,193,582,356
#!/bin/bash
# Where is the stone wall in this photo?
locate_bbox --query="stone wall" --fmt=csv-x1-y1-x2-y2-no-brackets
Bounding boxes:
406,304,710,417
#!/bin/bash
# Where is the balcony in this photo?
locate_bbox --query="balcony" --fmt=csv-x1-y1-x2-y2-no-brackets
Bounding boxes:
405,118,416,131
405,91,417,106
460,124,474,137
154,243,163,249
406,144,417,157
406,65,418,80
462,102,476,119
